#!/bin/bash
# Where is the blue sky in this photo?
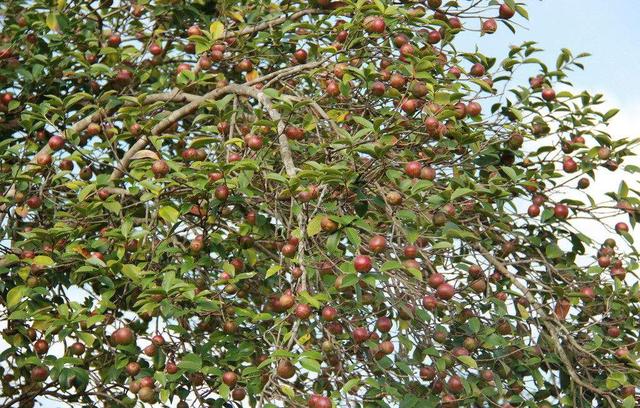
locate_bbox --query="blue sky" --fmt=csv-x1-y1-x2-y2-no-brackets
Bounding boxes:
469,0,640,109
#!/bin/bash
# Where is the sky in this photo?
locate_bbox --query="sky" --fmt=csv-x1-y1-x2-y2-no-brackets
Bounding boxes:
6,1,640,407
462,0,640,246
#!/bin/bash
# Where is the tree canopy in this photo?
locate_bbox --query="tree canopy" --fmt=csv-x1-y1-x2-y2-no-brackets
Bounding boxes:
1,0,639,407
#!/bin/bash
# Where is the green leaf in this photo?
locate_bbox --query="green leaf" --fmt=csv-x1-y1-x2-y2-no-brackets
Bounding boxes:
265,264,282,279
178,353,202,371
33,256,55,266
307,215,322,237
121,264,140,280
103,200,121,214
7,285,27,308
209,21,225,40
159,206,180,224
299,357,321,373
451,188,473,201
457,355,478,369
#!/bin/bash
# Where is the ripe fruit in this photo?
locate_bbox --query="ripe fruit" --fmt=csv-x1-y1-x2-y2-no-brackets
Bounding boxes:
26,196,43,209
294,303,312,320
284,126,304,140
34,339,49,354
138,386,156,403
615,222,629,234
31,366,49,382
320,217,338,233
482,18,497,34
187,25,203,37
48,135,64,151
215,184,230,200
369,235,386,253
326,80,340,97
527,204,540,217
470,63,485,77
553,203,569,219
354,255,372,273
371,81,386,96
376,316,392,333
149,43,162,55
436,283,455,300
427,273,445,289
293,49,308,63
405,161,422,178
151,160,169,178
69,341,85,355
352,327,369,343
111,327,135,346
277,359,295,379
499,4,516,19
466,101,482,116
107,33,121,47
231,387,246,401
366,17,385,34
542,88,556,101
321,306,337,321
125,362,140,376
222,371,238,387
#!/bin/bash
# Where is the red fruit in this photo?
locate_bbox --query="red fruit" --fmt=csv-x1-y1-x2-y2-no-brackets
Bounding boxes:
615,222,629,234
580,287,595,302
166,361,178,374
400,43,415,57
366,17,385,34
151,334,165,346
499,4,516,19
34,339,49,354
353,255,372,273
326,80,340,97
125,362,141,377
436,283,455,300
563,157,577,173
470,63,485,77
107,34,121,47
26,196,43,209
295,304,312,320
553,203,569,219
215,184,230,200
222,371,238,387
321,306,337,321
481,18,497,34
246,134,263,150
111,327,135,346
466,101,482,116
48,135,64,151
281,243,297,258
352,327,369,343
447,375,464,393
428,30,441,44
231,387,246,401
187,25,202,37
422,295,438,311
370,81,386,96
149,43,162,55
97,189,111,201
151,160,169,178
293,49,308,63
527,204,540,217
405,161,422,178
542,88,556,101
284,126,304,140
420,366,436,380
427,273,445,289
368,235,387,253
36,153,52,166
376,316,392,333
64,341,84,357
176,63,191,74
420,167,436,180
30,366,49,382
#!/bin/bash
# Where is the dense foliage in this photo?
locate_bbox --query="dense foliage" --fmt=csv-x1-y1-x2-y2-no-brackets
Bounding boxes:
1,0,639,407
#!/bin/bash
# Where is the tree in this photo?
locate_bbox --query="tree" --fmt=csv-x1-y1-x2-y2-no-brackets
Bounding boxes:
0,0,639,406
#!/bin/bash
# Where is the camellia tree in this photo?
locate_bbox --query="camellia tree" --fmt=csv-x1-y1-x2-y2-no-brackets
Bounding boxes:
1,0,640,406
